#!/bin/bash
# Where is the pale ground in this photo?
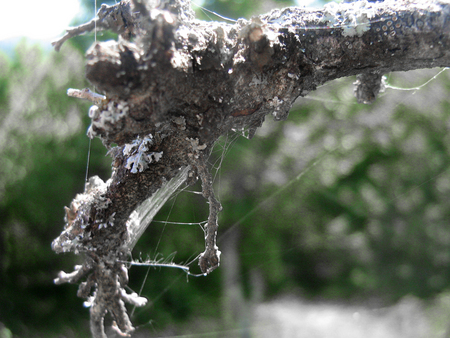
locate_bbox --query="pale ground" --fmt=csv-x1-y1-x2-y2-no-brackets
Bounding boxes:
133,293,450,337
251,296,435,338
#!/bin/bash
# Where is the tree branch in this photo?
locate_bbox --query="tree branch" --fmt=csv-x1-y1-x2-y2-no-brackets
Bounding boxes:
52,0,450,336
51,1,137,52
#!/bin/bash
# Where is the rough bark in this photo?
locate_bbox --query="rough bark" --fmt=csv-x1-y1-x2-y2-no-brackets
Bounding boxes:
51,0,450,336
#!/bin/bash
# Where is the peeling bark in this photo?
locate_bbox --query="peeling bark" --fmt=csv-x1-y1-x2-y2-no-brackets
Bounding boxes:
51,0,450,336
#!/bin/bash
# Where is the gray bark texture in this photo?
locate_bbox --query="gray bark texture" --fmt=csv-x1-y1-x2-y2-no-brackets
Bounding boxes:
51,0,450,336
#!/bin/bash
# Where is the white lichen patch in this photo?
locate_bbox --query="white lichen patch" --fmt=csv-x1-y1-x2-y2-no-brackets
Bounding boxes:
233,50,246,66
269,96,283,108
85,175,108,194
88,105,100,120
98,212,116,230
187,137,207,151
171,49,193,72
87,100,130,139
52,175,113,253
187,137,207,159
249,74,267,87
123,135,163,174
196,114,204,126
320,1,376,37
173,116,186,130
83,175,112,212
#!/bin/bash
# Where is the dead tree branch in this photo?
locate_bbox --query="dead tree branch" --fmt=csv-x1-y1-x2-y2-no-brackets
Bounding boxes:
52,1,137,52
51,0,450,336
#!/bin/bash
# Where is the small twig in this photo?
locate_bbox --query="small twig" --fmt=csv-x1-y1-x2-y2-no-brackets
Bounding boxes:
195,155,222,275
52,19,98,52
120,289,148,307
88,260,140,338
52,1,135,52
354,72,386,104
54,264,92,285
67,88,106,105
118,259,206,277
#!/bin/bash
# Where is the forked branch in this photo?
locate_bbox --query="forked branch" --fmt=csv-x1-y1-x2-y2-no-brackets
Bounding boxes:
51,0,450,336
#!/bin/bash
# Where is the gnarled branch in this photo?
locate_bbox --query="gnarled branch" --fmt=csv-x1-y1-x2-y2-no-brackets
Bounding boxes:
52,0,450,336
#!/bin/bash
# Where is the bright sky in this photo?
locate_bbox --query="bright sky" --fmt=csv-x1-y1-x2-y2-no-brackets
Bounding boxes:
0,0,81,41
0,0,318,43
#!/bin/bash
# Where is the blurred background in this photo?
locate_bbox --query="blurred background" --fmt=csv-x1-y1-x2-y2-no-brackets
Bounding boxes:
2,0,450,337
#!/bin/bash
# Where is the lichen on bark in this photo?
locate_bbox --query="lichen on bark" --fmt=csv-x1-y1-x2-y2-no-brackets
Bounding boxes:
51,0,450,336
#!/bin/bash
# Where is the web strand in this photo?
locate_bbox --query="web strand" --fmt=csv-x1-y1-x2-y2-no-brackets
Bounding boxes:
192,1,237,22
85,0,98,182
385,67,449,92
85,138,92,182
